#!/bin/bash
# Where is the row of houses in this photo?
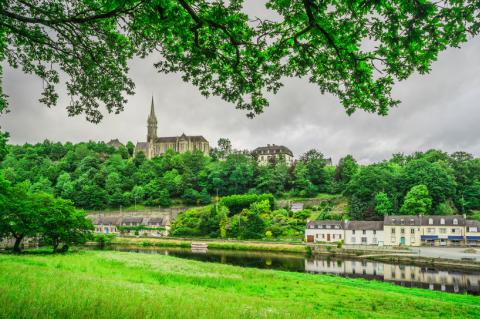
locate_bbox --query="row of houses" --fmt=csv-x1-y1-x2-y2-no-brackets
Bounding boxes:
90,215,171,237
305,215,480,246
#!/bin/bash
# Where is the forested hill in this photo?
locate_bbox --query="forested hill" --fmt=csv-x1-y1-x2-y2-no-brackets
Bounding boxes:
1,140,479,220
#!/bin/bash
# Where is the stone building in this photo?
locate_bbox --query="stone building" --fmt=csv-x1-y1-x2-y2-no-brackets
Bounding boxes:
135,98,210,159
107,139,123,149
251,144,294,166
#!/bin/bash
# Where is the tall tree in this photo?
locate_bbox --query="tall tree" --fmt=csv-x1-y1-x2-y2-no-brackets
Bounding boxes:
2,1,480,119
400,184,432,215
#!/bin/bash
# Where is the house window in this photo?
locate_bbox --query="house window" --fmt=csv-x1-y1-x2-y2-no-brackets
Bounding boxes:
372,238,377,244
440,218,445,225
451,228,456,233
410,229,415,234
411,237,415,243
339,234,342,239
410,219,415,225
362,230,366,235
401,219,405,225
351,237,356,243
440,228,446,234
400,228,405,234
352,230,356,235
429,218,433,225
373,230,376,235
391,237,395,243
322,234,325,239
391,228,396,234
469,227,478,232
428,228,435,234
453,219,458,225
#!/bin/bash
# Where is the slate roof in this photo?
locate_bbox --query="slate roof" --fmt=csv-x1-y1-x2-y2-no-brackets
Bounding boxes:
466,220,480,227
107,139,123,148
92,217,122,225
384,215,422,226
122,217,144,225
345,221,384,231
252,144,293,157
420,215,465,226
307,220,344,229
154,135,208,143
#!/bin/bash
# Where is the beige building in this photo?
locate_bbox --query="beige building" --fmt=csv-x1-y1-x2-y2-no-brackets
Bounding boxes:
384,215,422,247
251,144,294,166
135,98,210,159
420,215,466,246
466,220,480,246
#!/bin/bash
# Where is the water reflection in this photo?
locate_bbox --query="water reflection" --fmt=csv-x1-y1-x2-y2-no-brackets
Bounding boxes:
306,258,480,294
105,245,480,295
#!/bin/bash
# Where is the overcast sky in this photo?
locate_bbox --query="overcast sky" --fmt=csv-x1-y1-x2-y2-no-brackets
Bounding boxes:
1,2,480,164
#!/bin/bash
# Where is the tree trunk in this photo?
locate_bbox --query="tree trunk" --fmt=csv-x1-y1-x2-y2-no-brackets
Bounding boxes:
60,244,69,253
13,235,24,253
52,240,59,253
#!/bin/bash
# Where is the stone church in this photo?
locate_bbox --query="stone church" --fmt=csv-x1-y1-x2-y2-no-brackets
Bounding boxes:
135,98,210,159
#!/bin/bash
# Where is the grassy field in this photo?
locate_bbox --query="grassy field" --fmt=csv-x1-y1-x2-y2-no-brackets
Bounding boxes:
111,237,307,253
0,251,479,319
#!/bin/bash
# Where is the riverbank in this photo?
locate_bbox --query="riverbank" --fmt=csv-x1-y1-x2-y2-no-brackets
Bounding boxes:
107,237,308,254
0,250,479,318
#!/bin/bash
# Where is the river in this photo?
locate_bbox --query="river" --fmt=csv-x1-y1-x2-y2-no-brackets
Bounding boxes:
102,245,480,295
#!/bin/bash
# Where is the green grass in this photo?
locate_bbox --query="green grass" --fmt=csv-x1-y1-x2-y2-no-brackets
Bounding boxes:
0,251,479,319
111,237,307,253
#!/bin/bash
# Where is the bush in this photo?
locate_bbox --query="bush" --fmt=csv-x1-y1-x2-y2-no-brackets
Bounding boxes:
220,193,275,215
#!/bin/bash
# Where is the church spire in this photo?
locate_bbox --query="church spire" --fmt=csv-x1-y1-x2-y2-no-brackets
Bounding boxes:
148,96,157,123
147,96,157,142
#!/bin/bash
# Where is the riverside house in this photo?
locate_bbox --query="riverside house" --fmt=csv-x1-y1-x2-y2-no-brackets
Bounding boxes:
305,220,344,243
91,216,170,237
344,221,384,246
306,214,479,247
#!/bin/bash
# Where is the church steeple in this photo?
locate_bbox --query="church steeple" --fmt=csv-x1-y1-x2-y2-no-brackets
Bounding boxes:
147,97,157,142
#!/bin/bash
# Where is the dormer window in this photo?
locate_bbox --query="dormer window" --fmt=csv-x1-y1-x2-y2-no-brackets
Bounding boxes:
410,219,415,225
440,218,445,225
429,218,433,225
453,219,458,225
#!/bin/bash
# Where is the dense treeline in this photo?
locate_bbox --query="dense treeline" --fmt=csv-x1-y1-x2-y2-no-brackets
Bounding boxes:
1,139,479,222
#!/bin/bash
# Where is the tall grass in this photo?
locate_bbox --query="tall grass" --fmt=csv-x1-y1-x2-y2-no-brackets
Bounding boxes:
0,251,479,318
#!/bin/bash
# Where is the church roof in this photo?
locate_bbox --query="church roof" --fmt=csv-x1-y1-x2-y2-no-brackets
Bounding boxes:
154,135,208,143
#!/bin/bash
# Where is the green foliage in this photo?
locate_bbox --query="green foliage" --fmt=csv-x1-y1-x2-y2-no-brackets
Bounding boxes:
0,173,93,252
374,192,393,216
219,194,275,215
400,185,433,215
3,1,480,121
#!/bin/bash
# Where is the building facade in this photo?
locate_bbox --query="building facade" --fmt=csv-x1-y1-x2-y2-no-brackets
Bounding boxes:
344,221,384,246
91,215,170,237
306,215,479,247
135,98,210,159
251,144,294,166
384,215,422,247
466,220,480,246
305,220,344,243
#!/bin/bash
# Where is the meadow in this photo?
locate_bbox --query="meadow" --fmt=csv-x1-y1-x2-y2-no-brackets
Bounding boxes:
0,250,479,319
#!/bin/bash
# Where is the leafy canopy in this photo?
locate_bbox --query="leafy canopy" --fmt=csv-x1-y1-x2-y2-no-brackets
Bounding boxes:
2,0,480,121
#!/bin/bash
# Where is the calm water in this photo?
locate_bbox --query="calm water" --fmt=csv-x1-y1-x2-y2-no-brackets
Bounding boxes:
103,245,480,295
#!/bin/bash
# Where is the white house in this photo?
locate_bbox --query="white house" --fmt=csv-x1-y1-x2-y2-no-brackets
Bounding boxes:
344,221,384,246
305,220,344,243
251,144,294,166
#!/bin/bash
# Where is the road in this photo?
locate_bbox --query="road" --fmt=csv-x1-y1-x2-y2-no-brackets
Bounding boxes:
410,247,480,261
